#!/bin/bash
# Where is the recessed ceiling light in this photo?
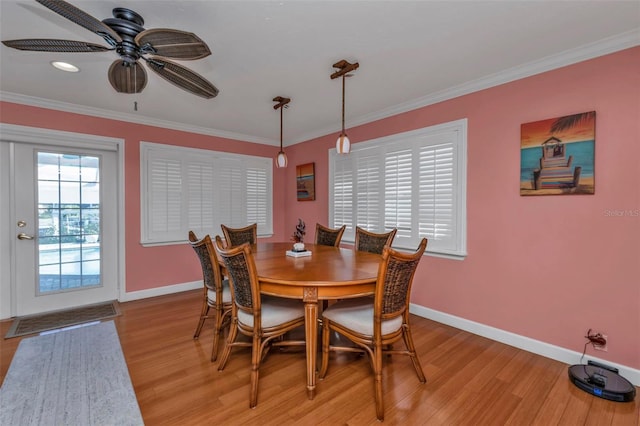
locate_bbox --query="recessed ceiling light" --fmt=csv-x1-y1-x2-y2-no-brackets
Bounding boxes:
51,61,79,72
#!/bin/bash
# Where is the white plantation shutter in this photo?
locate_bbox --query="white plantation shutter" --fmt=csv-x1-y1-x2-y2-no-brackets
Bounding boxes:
187,160,215,233
418,136,459,255
148,153,182,241
356,153,382,232
141,143,272,245
332,156,354,237
384,148,413,241
329,119,467,259
214,158,245,229
246,164,271,230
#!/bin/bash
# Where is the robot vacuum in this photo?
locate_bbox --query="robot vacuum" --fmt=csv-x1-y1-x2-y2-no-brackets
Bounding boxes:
568,361,636,402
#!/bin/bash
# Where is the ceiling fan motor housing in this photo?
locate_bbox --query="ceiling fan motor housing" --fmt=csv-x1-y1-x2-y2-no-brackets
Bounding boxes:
103,8,145,64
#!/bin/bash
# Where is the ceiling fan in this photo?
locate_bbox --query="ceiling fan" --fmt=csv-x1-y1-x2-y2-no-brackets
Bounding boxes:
2,0,219,98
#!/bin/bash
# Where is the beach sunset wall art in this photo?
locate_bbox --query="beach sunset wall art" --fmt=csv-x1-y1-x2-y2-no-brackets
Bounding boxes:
520,111,595,196
296,162,315,201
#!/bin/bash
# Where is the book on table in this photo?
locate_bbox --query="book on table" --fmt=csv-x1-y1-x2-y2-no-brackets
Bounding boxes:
286,250,312,258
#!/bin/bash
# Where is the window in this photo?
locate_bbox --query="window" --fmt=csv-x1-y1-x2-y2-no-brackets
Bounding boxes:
140,142,272,246
329,119,467,259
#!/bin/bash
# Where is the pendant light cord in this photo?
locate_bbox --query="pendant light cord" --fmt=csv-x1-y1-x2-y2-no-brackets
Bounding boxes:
341,75,346,134
273,96,290,167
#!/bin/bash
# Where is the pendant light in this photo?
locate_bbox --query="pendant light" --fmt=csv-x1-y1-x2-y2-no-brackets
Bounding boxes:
331,59,359,154
273,96,291,168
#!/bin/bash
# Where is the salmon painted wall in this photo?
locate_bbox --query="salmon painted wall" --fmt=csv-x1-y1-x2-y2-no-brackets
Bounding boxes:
1,47,638,370
282,47,640,369
0,104,286,293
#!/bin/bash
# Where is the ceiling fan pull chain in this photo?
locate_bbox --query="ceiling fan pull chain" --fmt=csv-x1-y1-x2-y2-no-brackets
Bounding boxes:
134,64,138,111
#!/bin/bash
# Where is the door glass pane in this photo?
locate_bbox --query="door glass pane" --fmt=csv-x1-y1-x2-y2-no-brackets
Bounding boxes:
59,181,80,204
37,152,101,294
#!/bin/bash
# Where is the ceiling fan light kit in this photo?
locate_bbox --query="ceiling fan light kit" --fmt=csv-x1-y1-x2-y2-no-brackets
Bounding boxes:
2,0,218,98
331,59,359,154
273,96,291,168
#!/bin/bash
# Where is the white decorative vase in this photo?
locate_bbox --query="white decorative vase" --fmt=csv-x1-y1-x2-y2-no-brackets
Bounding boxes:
293,242,305,252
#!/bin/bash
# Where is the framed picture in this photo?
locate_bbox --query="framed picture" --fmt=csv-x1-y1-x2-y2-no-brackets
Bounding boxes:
520,111,595,196
296,162,315,201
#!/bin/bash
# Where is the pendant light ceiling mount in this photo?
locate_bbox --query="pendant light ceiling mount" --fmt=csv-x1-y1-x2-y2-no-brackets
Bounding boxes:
273,96,291,110
330,59,359,80
273,96,291,168
331,59,359,154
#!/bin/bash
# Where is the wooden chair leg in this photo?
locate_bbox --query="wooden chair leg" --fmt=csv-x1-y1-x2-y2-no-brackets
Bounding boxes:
210,308,223,362
318,319,331,379
249,333,261,408
373,344,384,421
193,303,210,339
217,318,238,370
403,326,426,383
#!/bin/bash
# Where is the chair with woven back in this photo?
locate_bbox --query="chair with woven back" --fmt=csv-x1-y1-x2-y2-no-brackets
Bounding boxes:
319,238,428,421
213,236,306,408
188,231,233,362
315,223,346,247
354,226,398,255
221,223,257,247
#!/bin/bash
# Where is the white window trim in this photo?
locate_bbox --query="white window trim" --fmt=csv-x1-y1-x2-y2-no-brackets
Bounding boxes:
140,142,273,246
328,119,467,260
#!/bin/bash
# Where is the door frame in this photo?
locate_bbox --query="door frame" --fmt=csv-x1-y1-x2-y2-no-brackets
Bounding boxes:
0,123,125,319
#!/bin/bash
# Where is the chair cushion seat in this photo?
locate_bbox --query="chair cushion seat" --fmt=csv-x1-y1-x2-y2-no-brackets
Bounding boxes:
207,279,232,305
322,298,402,336
238,296,304,328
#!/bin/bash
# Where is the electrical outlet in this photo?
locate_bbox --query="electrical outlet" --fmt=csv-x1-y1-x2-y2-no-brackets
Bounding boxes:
586,329,608,352
593,334,608,351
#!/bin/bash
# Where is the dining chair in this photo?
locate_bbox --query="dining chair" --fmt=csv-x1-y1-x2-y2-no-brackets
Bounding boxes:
220,223,257,247
213,236,306,408
315,223,346,247
188,231,233,362
319,238,428,421
354,226,398,255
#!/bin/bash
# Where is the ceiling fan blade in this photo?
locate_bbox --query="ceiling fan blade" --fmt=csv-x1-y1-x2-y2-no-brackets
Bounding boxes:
108,60,147,94
144,57,218,99
2,39,111,53
36,0,122,46
135,29,211,60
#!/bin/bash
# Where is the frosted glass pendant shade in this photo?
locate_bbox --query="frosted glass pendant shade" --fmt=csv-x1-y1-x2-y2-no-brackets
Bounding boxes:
336,133,351,154
276,151,288,168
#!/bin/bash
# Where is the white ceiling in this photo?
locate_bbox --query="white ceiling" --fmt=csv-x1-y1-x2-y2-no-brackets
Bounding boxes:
1,1,639,147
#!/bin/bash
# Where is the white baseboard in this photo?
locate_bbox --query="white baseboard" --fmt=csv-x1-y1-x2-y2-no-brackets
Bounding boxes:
410,303,640,387
119,280,201,302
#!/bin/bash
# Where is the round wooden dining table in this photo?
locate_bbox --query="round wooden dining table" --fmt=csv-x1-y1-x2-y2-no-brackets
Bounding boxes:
251,242,381,399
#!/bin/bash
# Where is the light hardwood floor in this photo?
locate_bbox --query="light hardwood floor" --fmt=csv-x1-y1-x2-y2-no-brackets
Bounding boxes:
1,290,638,425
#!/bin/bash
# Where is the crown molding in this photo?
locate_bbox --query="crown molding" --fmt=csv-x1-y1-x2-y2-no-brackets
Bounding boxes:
293,29,640,145
0,92,276,146
2,30,638,147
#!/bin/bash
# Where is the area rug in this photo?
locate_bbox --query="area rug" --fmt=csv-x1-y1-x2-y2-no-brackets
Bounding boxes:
0,321,144,426
4,301,121,339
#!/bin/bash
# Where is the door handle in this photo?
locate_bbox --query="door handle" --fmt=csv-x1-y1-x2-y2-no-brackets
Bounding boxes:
17,233,35,240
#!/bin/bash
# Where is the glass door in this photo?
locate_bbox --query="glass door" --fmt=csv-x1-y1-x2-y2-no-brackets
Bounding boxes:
13,145,118,316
